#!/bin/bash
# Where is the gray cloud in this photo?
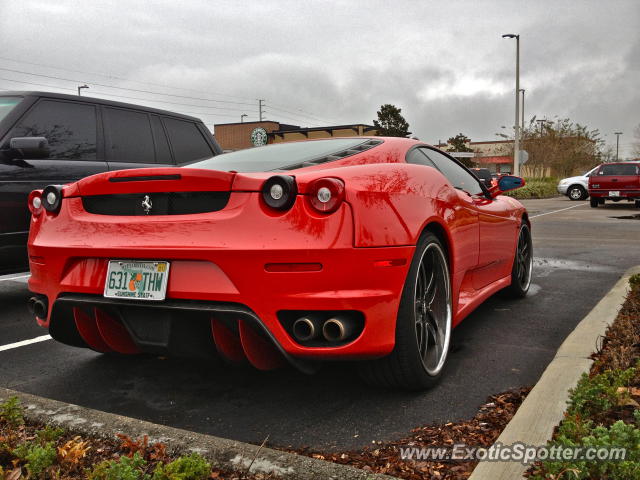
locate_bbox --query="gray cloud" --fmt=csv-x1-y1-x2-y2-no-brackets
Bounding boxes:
0,0,637,156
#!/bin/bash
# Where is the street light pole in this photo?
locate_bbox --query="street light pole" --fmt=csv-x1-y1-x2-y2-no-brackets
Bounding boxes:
520,88,525,133
241,114,248,123
614,132,623,161
503,33,520,176
77,84,89,96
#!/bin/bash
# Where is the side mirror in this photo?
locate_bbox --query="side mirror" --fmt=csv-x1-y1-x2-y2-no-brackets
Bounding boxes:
489,175,525,198
8,137,50,159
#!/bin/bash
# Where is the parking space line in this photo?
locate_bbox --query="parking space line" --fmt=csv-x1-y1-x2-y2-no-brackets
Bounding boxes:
530,203,585,219
0,273,30,283
0,335,51,352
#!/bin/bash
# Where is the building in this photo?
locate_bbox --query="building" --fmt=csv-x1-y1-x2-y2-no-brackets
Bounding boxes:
214,120,378,151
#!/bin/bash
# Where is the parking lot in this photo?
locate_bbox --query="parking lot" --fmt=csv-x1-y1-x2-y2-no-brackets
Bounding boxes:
0,196,638,451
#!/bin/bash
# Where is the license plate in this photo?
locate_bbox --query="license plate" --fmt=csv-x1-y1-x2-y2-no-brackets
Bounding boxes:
609,191,620,197
104,260,170,301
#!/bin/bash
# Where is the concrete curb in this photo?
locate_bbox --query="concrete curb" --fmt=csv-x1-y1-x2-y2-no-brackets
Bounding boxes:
0,387,397,480
470,265,640,480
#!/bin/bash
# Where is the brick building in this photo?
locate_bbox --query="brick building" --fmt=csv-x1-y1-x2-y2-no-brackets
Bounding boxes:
214,121,378,151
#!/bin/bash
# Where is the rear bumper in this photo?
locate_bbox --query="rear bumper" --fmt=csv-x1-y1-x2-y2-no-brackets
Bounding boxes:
588,189,640,200
28,193,414,361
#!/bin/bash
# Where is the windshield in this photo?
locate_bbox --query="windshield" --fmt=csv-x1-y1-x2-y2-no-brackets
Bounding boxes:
189,138,376,172
0,96,22,123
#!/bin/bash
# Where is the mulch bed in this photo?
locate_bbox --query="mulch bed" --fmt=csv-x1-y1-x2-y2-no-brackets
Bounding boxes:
290,386,531,479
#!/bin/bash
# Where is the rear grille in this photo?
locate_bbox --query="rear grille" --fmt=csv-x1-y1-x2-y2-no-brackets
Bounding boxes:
82,191,230,216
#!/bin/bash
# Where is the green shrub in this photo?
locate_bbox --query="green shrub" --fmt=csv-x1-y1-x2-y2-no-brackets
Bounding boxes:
629,273,640,289
153,453,211,480
0,396,24,427
88,452,150,480
36,425,65,443
13,441,57,478
566,367,636,419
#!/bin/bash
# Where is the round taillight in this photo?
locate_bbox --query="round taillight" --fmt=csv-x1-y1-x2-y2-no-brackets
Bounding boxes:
308,178,345,213
28,190,43,215
262,175,297,210
42,185,63,213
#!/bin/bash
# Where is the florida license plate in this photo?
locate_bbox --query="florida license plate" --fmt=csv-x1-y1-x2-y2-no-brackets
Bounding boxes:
609,191,620,197
104,260,170,301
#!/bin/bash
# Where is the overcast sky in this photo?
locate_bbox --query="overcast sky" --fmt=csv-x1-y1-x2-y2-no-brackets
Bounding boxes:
0,0,638,157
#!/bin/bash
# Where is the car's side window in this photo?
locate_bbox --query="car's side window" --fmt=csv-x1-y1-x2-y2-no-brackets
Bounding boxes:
104,108,155,163
8,100,97,160
423,149,485,196
406,148,438,168
150,115,173,164
163,118,213,163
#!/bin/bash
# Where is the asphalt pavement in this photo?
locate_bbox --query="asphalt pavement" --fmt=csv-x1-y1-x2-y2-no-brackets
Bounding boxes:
1,196,639,451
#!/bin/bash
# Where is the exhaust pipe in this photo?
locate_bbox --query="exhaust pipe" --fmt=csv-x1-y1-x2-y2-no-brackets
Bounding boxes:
292,316,320,342
28,296,48,320
322,316,355,342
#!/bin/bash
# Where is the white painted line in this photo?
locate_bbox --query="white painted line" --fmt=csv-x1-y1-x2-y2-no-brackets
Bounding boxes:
0,335,52,352
530,203,585,219
0,273,30,283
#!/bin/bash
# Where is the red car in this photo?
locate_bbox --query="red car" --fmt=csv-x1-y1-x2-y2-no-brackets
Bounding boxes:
27,137,531,390
588,162,640,208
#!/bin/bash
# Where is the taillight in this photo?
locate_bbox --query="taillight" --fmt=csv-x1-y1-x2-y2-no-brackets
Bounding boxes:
28,190,43,216
262,175,297,210
307,178,345,214
42,185,63,214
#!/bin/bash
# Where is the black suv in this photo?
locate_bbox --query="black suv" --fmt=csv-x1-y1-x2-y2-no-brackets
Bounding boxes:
0,91,222,274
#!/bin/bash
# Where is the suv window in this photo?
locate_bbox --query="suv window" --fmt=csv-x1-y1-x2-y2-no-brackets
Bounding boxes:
598,164,639,176
151,116,172,164
104,108,155,163
163,118,213,163
9,100,97,159
406,147,438,168
423,149,485,195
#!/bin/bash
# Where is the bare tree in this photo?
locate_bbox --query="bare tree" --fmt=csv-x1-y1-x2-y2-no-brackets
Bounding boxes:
633,123,640,158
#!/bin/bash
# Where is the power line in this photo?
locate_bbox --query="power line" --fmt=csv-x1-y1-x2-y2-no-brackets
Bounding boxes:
0,77,253,115
0,66,257,106
266,103,339,125
0,56,256,101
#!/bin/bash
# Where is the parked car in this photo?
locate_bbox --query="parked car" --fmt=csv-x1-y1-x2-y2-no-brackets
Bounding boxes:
470,167,493,188
557,166,599,200
0,91,222,274
26,137,531,390
588,162,640,208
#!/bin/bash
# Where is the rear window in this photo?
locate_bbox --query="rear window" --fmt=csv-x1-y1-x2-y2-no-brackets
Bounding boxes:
598,164,639,176
189,138,378,172
0,96,22,123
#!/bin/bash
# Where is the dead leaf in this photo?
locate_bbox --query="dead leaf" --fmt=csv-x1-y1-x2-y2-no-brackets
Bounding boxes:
6,467,22,480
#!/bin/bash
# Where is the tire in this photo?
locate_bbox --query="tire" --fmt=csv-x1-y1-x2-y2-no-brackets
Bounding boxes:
567,185,588,200
358,232,452,390
635,200,640,209
590,198,599,208
502,223,533,299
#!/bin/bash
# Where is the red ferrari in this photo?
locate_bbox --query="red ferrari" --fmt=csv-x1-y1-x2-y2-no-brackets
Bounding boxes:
27,137,532,390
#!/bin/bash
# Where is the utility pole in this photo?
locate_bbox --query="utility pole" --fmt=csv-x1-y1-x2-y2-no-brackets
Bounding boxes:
614,132,623,161
258,99,265,122
536,119,546,135
77,84,89,96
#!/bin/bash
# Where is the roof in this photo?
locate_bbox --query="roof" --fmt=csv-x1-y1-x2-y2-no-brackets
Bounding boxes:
271,124,377,135
0,91,202,122
476,155,513,164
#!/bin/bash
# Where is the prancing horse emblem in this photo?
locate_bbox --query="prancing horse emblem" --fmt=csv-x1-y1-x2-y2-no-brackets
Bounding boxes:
141,195,153,215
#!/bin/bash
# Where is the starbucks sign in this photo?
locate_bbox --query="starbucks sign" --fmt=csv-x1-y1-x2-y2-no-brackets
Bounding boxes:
250,127,268,147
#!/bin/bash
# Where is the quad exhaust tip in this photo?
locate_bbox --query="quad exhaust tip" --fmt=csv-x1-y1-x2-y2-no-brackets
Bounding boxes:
28,296,48,320
292,316,318,342
322,316,354,342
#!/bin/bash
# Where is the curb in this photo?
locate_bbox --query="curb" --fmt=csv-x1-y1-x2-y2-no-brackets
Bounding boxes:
0,387,397,480
469,265,640,480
